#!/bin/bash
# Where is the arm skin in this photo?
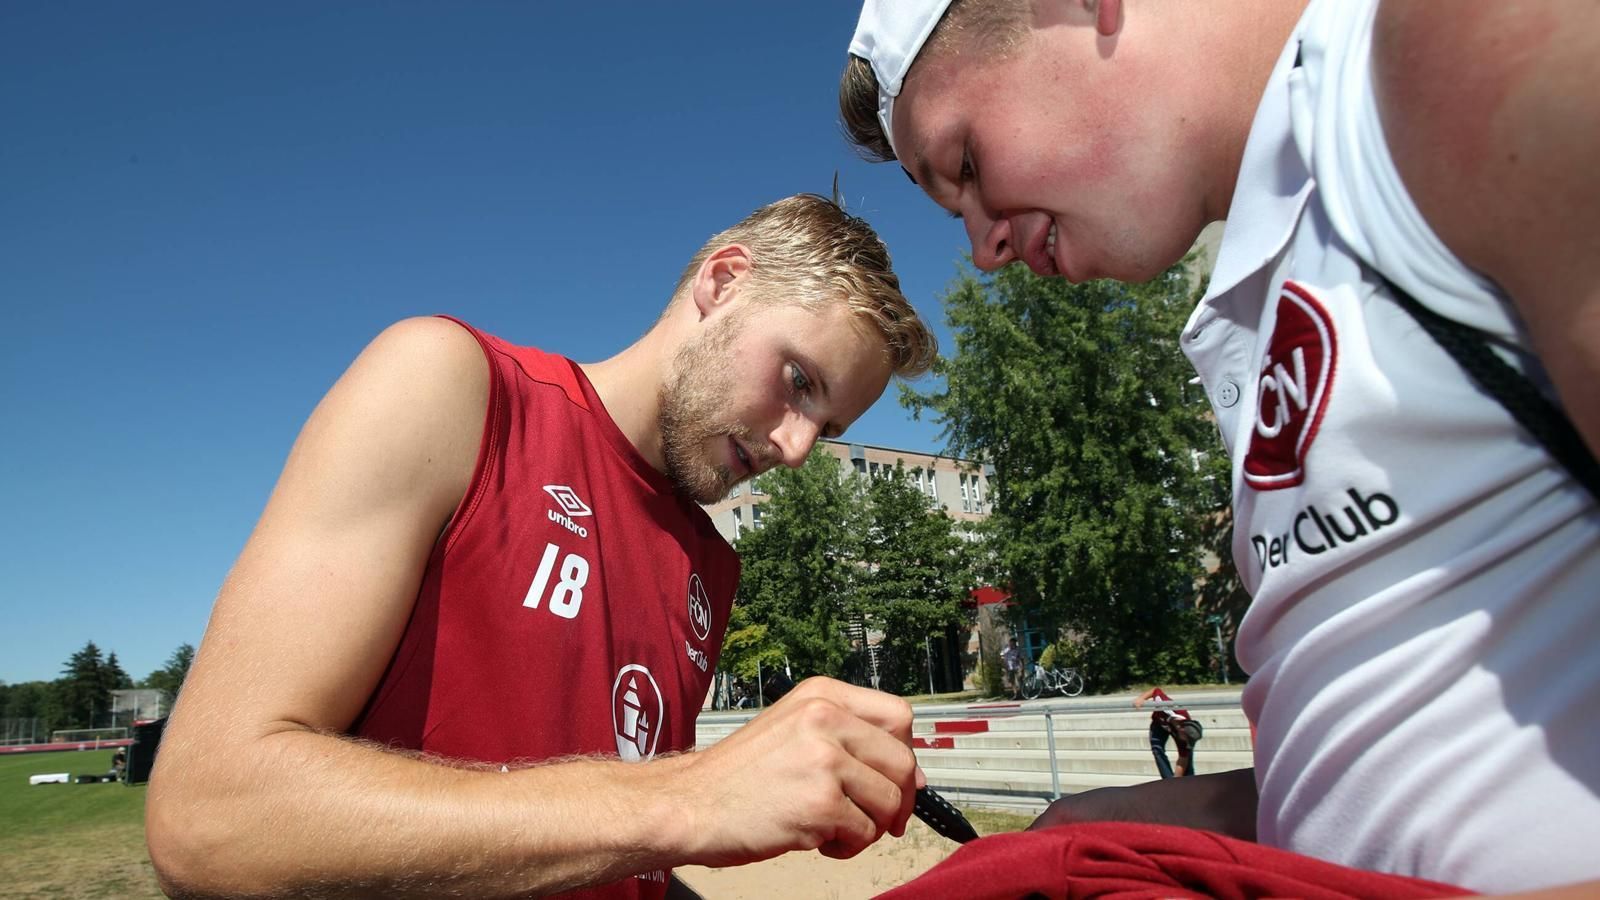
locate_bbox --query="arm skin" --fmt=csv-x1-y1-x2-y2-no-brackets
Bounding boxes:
1029,768,1258,841
145,317,920,899
1131,687,1163,710
1373,0,1600,461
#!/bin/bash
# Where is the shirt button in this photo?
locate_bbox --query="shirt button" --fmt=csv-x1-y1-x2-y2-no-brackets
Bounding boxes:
1215,380,1241,408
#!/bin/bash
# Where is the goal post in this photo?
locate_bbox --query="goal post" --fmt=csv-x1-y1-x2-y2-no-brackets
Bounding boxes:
49,727,129,749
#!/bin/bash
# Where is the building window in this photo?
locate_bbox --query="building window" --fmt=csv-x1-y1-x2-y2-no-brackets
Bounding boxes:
751,479,764,496
732,507,743,539
728,484,741,500
751,505,765,529
960,474,971,512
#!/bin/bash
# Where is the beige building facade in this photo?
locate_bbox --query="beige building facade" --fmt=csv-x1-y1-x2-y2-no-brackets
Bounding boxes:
700,438,991,544
701,439,997,693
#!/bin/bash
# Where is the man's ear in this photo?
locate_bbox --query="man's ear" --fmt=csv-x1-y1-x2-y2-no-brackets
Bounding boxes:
691,244,754,320
1093,0,1121,37
1035,0,1121,37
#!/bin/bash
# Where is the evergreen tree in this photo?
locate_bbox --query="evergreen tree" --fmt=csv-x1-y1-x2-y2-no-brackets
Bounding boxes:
104,652,134,691
58,641,110,729
904,260,1232,689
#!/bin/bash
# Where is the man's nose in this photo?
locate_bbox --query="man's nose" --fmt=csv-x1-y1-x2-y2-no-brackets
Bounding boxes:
966,211,1017,272
771,412,822,468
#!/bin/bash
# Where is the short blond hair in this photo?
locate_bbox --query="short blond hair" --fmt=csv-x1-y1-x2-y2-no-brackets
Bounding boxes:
673,194,937,379
840,0,1030,163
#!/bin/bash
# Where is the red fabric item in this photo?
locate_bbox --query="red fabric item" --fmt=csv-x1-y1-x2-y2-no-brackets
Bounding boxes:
874,822,1470,900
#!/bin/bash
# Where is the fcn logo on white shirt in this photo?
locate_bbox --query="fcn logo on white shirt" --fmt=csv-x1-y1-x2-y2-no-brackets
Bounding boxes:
1244,282,1338,491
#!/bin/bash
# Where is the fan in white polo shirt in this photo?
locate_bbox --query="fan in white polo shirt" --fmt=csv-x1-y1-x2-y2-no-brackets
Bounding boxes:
839,0,1600,894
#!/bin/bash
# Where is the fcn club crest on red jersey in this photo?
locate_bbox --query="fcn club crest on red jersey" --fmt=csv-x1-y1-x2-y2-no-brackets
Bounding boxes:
612,664,664,762
1243,282,1338,491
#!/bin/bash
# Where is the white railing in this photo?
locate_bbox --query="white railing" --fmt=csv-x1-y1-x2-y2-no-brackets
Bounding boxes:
699,690,1248,802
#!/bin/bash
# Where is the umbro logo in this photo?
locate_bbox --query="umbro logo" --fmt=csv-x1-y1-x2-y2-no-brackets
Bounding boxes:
543,485,593,517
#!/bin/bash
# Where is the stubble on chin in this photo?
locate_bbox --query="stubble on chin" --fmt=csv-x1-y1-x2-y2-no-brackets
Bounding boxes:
657,305,759,504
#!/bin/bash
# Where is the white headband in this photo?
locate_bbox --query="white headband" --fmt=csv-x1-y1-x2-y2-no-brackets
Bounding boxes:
848,0,957,158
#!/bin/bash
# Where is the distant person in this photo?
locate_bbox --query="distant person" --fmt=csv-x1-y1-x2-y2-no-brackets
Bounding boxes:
146,195,939,899
1134,687,1202,778
837,0,1599,892
1001,637,1022,699
110,747,127,781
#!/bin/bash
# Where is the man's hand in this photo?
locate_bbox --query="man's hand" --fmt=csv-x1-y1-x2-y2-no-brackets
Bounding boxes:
1029,768,1258,841
670,676,922,866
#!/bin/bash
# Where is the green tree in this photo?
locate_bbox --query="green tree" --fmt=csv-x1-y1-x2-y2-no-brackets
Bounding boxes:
716,607,787,681
58,641,111,729
854,464,976,694
905,261,1231,689
141,643,196,708
104,652,134,691
727,449,861,679
1,680,65,740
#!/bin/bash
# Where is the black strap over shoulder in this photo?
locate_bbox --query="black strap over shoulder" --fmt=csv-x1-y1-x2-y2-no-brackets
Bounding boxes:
1379,273,1600,502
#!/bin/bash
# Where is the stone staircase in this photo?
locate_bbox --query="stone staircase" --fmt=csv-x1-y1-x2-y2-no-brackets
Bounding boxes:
696,691,1252,815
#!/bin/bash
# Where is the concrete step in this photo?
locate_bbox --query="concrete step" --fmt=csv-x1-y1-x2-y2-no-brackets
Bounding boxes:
914,747,1255,776
914,728,1255,752
911,711,1250,734
920,767,1146,796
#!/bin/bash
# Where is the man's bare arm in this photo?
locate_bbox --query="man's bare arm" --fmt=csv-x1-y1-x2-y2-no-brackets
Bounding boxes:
1374,0,1600,459
146,318,920,898
1028,768,1258,840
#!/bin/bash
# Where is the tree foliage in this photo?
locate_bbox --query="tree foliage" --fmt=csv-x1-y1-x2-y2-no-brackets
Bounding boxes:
141,643,196,707
2,642,194,738
725,451,861,679
854,464,977,694
724,450,980,694
57,641,113,729
0,679,66,739
904,261,1233,689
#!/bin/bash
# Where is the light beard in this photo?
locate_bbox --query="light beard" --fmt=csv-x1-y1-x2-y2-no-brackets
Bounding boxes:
659,311,750,504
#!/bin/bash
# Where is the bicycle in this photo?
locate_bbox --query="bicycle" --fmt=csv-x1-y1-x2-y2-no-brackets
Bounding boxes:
1020,663,1086,699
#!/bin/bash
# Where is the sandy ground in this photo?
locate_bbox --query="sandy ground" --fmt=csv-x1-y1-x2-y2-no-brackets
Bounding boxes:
675,818,964,900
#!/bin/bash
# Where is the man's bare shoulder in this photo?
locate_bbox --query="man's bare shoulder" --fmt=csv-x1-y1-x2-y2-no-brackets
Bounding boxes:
358,316,488,392
1371,1,1599,277
1372,1,1600,454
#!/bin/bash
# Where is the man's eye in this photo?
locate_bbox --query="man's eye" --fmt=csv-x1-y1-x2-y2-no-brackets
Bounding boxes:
789,364,811,394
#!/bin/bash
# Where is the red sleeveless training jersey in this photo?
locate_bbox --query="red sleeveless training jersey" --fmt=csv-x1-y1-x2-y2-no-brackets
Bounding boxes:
353,318,738,898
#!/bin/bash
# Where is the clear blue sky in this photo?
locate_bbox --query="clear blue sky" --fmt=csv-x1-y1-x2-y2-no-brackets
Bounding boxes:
0,3,978,684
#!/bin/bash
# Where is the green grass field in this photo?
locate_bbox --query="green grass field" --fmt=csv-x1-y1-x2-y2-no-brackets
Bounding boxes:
0,749,164,899
0,749,1030,899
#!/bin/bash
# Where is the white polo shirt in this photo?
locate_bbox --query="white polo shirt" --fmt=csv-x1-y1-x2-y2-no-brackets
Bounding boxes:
1182,0,1600,891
